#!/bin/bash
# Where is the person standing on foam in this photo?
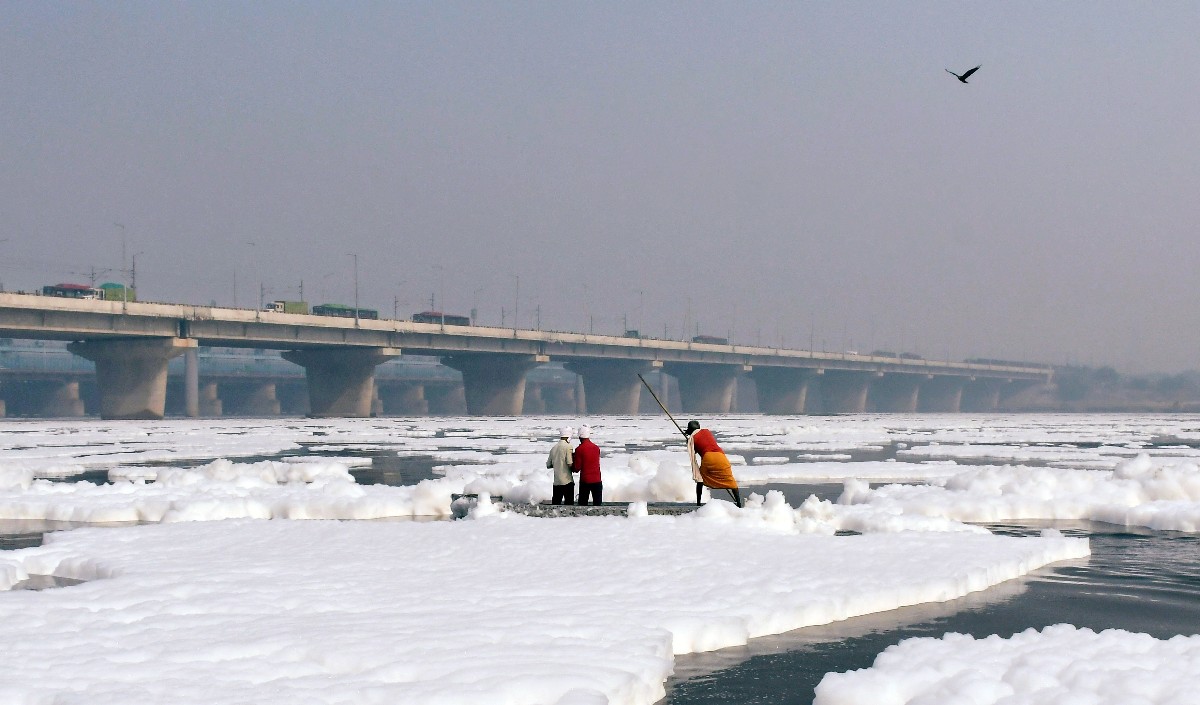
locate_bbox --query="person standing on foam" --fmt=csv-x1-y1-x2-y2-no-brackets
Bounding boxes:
574,425,602,506
546,426,575,505
684,420,742,507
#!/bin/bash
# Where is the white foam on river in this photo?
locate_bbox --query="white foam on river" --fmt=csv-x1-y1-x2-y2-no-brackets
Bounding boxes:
2,413,1199,702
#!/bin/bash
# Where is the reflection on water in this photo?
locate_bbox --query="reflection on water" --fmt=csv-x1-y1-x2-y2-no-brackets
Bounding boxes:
665,523,1200,704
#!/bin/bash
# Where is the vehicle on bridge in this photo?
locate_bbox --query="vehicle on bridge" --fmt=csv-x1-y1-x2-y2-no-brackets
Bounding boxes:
312,303,379,320
42,283,104,300
412,311,471,326
965,357,1049,369
692,335,729,345
264,300,309,314
98,282,136,301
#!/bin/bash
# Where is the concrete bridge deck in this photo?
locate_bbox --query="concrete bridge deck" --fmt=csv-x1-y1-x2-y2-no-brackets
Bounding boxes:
0,293,1052,419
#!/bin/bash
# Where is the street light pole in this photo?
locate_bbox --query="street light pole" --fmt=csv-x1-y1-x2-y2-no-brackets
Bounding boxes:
348,253,359,324
472,286,484,325
638,289,644,335
513,274,520,333
246,241,260,309
114,223,127,296
434,264,445,327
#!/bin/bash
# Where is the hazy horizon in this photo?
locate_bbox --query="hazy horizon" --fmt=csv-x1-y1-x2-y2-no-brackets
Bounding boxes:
3,2,1198,374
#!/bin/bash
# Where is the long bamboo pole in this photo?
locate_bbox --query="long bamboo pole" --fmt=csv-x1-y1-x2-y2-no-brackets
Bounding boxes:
638,373,686,437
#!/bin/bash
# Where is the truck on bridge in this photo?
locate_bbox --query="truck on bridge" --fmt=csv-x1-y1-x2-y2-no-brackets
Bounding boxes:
264,300,309,314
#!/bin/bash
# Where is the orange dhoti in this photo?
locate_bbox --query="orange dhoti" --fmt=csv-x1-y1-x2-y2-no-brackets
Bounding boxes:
697,451,738,490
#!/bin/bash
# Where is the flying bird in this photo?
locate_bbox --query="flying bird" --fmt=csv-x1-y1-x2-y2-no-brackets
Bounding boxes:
945,65,981,83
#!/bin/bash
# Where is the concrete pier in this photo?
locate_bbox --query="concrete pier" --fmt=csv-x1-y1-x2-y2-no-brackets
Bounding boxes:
749,367,811,414
442,353,545,415
665,363,742,414
32,380,86,417
281,347,400,417
523,382,546,414
962,378,1004,412
919,376,965,412
818,370,872,413
276,382,308,416
184,348,200,418
379,382,430,416
868,373,922,412
200,381,223,416
425,383,467,415
541,384,577,414
371,382,384,417
565,359,651,414
240,382,282,416
67,338,196,420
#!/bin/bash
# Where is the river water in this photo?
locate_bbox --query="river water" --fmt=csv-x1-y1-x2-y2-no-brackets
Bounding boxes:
4,432,1198,702
664,515,1200,704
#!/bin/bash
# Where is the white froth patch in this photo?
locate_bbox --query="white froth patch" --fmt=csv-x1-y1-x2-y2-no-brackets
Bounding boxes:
0,458,468,522
815,624,1200,705
841,453,1200,531
0,516,1086,704
737,460,961,484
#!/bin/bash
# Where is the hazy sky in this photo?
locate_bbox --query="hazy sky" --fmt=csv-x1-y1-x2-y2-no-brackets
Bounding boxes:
3,2,1198,373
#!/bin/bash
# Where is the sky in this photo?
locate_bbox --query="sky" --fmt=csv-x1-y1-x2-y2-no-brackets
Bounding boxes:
2,2,1198,373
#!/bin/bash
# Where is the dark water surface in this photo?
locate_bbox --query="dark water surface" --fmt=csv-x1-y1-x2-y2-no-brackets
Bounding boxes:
665,522,1200,704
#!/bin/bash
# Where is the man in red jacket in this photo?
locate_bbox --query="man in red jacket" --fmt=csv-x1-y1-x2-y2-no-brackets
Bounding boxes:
574,425,602,506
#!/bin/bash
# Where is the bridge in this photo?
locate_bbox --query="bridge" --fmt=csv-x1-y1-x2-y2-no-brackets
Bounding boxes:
0,292,1051,419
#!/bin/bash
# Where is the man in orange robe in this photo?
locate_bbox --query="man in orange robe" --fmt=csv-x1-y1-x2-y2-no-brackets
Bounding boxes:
684,420,742,507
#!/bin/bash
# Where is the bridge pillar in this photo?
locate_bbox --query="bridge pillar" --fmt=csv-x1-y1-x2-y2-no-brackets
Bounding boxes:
962,378,1004,412
442,353,544,415
523,382,547,414
868,373,922,412
564,359,652,414
33,381,86,417
380,383,429,416
281,347,400,418
664,363,741,414
749,367,811,414
997,380,1044,410
245,383,282,416
200,381,223,416
0,397,5,418
542,384,577,414
276,382,307,416
184,348,200,418
919,376,965,412
218,381,281,416
818,370,872,413
68,338,195,420
426,383,467,415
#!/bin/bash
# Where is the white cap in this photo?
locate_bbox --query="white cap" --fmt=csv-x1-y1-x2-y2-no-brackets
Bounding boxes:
559,426,573,438
578,425,591,439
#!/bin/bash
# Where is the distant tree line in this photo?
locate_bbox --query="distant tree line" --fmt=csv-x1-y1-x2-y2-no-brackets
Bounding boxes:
1053,365,1200,403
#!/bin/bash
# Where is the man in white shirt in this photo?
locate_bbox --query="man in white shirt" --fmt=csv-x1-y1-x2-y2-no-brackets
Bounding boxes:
545,426,575,505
